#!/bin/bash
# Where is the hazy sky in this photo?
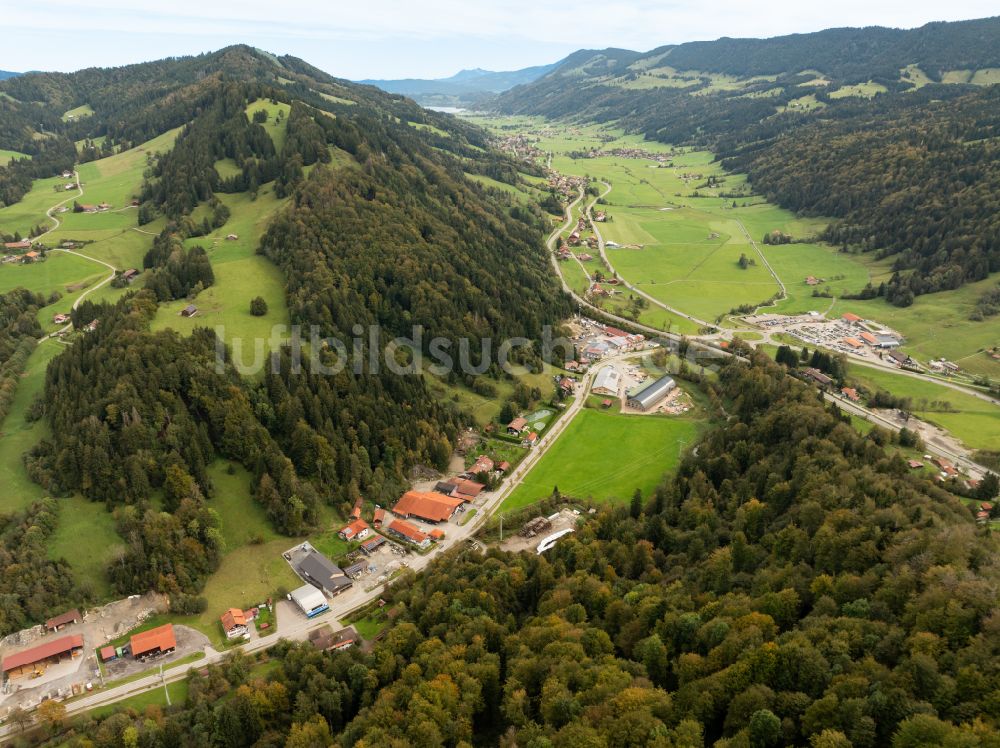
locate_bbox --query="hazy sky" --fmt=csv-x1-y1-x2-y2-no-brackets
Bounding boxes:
2,1,997,79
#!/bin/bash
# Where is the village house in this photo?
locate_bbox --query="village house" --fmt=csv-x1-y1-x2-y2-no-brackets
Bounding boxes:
22,251,40,263
841,387,860,402
180,304,198,318
843,337,863,350
385,519,432,549
220,608,249,640
567,231,581,246
372,507,386,528
338,518,370,541
53,313,70,324
842,312,862,324
558,377,575,395
523,432,539,447
309,625,358,651
577,252,593,261
3,240,31,251
506,417,528,436
131,623,176,661
594,211,607,222
886,349,911,366
497,460,511,473
122,268,140,284
802,367,833,387
350,498,362,520
908,459,924,469
392,491,463,523
471,455,494,474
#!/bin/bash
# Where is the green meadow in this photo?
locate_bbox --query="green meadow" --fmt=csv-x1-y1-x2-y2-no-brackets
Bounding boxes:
0,148,29,163
847,364,1000,452
151,187,291,352
0,251,104,296
0,175,74,238
61,103,95,121
245,99,291,152
502,406,705,511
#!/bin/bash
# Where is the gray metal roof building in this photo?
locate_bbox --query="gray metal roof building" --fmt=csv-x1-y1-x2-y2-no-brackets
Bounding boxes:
297,551,353,596
592,366,621,396
627,374,676,411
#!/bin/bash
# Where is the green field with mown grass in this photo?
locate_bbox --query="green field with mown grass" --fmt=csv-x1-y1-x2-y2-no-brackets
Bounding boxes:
502,405,705,511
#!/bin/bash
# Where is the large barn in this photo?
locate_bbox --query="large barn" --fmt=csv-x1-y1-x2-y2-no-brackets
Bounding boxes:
626,374,676,411
2,635,84,680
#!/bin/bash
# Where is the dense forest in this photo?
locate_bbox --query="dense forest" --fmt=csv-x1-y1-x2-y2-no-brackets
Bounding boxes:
50,358,1000,746
0,499,81,637
0,289,44,425
494,16,1000,300
0,46,569,626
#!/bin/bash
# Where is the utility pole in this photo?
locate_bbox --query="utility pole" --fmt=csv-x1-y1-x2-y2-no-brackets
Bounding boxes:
161,664,171,706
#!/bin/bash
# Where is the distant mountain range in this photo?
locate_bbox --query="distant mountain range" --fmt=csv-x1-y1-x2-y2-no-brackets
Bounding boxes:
359,63,556,108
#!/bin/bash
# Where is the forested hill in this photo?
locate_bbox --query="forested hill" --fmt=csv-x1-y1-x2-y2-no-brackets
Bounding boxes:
66,357,1000,746
494,16,1000,302
0,47,569,627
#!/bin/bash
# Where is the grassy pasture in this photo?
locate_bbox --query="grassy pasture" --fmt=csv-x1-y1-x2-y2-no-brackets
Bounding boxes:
846,365,1000,452
0,148,29,163
0,175,72,237
151,188,291,352
245,99,291,152
61,103,95,121
0,251,104,296
502,406,705,511
829,81,887,98
0,340,61,513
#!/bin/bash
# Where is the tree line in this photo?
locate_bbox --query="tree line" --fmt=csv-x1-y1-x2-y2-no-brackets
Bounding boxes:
52,357,1000,746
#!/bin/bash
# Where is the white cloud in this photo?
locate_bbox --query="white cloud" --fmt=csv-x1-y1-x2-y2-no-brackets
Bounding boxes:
2,0,997,76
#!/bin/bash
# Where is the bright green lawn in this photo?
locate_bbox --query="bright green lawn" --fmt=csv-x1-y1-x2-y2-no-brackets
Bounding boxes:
74,127,182,211
89,680,189,719
48,496,120,599
502,407,704,510
847,364,1000,452
245,99,291,152
0,175,72,238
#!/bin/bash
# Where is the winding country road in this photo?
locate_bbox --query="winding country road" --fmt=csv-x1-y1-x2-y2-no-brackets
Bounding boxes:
31,170,118,340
